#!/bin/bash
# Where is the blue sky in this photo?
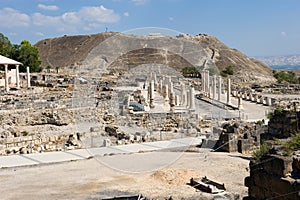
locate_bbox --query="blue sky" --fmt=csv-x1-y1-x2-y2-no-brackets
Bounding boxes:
0,0,299,57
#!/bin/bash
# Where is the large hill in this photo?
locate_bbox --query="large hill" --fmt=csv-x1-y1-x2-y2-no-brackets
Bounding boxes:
35,32,275,84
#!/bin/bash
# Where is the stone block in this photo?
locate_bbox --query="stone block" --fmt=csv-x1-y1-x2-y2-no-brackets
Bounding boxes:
262,155,293,177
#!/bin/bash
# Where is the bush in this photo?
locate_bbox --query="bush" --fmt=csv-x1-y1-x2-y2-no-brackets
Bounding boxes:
253,143,270,160
284,132,300,151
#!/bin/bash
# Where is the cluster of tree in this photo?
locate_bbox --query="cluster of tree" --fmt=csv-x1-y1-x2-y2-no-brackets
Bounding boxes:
0,33,41,72
181,65,220,78
220,65,234,77
181,66,201,77
273,70,300,84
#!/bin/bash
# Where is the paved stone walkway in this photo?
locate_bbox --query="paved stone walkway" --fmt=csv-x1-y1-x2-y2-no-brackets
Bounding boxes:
0,136,203,168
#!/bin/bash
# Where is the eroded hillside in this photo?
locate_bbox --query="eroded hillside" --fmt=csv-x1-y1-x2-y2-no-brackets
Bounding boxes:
35,32,275,84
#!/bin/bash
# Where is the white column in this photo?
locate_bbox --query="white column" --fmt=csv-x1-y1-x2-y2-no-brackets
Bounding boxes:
16,65,20,89
180,83,186,106
201,70,205,92
212,75,217,100
206,70,210,97
4,64,9,92
175,95,179,106
164,84,169,102
189,87,195,111
186,90,190,108
227,78,231,105
150,80,155,108
238,97,243,110
218,76,222,101
27,66,31,89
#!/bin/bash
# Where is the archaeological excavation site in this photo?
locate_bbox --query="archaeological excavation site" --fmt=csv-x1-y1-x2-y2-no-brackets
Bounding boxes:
1,31,300,200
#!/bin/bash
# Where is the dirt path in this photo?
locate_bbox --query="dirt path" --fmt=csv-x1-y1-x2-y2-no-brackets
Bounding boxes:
0,150,250,199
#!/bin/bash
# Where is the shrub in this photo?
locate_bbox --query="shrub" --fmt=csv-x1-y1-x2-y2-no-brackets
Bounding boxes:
253,143,270,160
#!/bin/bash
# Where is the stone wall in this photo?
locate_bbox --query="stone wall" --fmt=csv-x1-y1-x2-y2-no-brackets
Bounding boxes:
0,133,82,155
244,154,300,200
213,121,263,154
266,110,300,139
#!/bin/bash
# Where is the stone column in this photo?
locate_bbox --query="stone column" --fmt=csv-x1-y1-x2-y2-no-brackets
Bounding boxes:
170,92,175,107
150,80,155,108
227,78,231,105
238,97,243,110
164,84,169,102
218,76,222,101
175,95,179,106
186,90,190,108
206,70,210,97
169,81,174,98
189,87,195,111
153,73,157,91
212,75,217,100
201,70,205,93
16,65,20,89
4,64,9,92
27,66,31,89
180,83,186,106
159,79,163,94
267,97,272,106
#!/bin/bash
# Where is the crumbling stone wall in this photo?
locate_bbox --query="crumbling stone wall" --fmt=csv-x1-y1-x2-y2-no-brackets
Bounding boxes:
244,154,300,200
0,133,82,155
266,110,300,139
213,121,262,154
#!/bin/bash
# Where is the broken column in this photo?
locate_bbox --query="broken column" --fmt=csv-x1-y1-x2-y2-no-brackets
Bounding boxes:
212,75,217,100
201,70,206,93
189,86,195,111
227,78,231,105
175,95,179,106
27,66,31,89
16,64,20,89
180,83,187,106
159,79,163,94
238,97,243,110
4,64,9,92
206,70,210,97
150,80,155,108
218,76,222,101
186,90,190,108
164,84,169,103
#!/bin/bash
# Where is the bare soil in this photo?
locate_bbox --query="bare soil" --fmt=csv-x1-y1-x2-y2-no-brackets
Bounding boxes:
0,150,250,200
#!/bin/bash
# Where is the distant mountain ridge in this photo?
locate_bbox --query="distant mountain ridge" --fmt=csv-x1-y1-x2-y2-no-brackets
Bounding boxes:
257,54,300,67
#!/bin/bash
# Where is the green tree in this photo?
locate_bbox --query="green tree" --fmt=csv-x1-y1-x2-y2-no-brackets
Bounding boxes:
181,66,200,77
0,33,13,57
273,70,298,84
18,40,42,72
225,65,234,75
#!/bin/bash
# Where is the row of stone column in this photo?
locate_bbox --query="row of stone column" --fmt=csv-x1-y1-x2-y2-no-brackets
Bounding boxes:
3,64,31,92
232,91,273,106
147,73,195,111
201,70,231,104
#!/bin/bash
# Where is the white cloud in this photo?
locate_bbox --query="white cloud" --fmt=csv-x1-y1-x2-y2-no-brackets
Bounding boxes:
131,0,147,5
38,4,59,11
0,5,120,37
281,31,287,37
78,6,120,24
35,32,45,36
168,17,174,21
124,12,129,17
0,8,30,28
32,5,120,32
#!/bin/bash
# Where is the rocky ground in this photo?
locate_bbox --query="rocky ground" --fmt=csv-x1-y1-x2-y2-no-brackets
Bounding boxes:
0,150,250,200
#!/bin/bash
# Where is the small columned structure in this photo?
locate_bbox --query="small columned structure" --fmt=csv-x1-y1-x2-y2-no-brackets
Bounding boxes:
0,55,23,92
